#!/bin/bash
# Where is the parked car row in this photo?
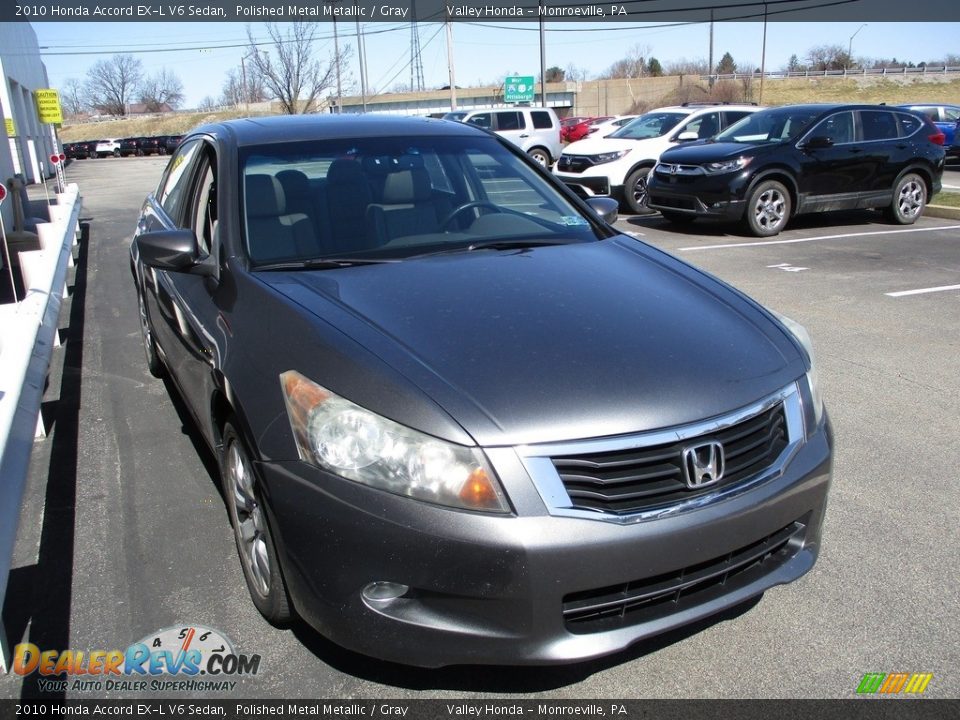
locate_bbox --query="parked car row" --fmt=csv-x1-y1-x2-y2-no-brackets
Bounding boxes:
64,134,183,160
553,101,948,236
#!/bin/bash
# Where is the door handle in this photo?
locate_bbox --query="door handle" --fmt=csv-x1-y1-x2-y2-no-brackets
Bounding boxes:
519,133,530,138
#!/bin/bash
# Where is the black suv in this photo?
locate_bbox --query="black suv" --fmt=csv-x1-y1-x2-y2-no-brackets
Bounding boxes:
647,104,946,236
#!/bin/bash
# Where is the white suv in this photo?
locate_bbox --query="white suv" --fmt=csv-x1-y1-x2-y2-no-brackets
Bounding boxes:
554,104,761,213
460,107,562,167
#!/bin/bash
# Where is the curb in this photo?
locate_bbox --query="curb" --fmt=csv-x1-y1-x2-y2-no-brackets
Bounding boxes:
926,204,960,220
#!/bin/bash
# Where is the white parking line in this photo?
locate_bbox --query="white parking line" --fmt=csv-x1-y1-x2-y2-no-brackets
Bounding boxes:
679,224,960,252
885,284,960,298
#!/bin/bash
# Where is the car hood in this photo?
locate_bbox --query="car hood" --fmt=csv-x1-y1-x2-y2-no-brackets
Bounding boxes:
260,238,806,447
659,141,774,164
562,136,650,155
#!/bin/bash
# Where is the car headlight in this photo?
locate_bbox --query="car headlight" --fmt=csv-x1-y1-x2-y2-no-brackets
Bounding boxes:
589,150,630,164
704,157,752,174
774,314,824,432
280,371,510,513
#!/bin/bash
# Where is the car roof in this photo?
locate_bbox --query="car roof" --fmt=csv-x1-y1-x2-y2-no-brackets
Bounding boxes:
187,114,489,148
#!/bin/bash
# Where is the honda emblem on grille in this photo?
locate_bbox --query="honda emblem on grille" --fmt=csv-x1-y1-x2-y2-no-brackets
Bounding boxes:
670,164,678,175
682,441,725,488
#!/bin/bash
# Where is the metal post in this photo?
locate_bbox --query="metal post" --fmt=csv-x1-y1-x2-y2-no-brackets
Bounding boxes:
445,16,457,110
356,21,368,112
539,1,547,107
758,4,768,105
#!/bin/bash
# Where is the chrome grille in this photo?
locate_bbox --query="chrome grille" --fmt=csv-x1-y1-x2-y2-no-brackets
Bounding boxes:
551,402,788,515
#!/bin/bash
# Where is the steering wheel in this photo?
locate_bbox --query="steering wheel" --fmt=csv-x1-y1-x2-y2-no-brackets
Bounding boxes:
440,201,502,230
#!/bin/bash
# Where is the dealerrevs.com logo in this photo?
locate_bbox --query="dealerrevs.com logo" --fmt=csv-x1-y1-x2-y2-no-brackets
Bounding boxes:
13,625,261,693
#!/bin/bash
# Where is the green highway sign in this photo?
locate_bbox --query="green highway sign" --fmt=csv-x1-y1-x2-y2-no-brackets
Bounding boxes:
504,76,535,103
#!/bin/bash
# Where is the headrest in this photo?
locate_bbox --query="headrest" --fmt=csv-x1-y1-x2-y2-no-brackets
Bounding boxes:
381,168,432,204
245,174,285,217
275,169,311,203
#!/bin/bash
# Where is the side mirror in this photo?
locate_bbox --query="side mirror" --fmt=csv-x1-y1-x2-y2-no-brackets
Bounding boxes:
677,131,699,142
585,197,619,224
135,229,211,275
802,135,834,149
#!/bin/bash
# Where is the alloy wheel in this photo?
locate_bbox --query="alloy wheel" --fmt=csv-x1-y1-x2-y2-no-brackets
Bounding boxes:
226,440,272,598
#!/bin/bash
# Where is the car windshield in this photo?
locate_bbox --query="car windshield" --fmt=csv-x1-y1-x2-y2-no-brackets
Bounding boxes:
715,107,823,144
609,112,686,140
241,135,602,266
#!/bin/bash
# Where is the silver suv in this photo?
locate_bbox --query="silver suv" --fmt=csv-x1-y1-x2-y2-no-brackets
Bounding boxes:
460,107,562,167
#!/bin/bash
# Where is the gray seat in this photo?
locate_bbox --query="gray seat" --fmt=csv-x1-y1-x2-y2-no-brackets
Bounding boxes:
245,174,318,262
365,167,439,242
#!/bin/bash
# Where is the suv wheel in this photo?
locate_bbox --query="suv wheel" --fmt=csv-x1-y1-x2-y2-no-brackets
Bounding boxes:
745,180,791,237
885,173,926,225
113,149,120,158
222,420,293,626
624,166,655,215
528,148,551,167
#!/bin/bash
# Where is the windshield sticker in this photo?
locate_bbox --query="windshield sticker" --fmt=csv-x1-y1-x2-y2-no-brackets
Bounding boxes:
559,216,590,226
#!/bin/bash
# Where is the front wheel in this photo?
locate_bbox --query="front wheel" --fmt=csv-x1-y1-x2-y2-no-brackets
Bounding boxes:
221,421,292,626
527,148,551,167
885,172,926,225
624,167,655,215
745,179,791,237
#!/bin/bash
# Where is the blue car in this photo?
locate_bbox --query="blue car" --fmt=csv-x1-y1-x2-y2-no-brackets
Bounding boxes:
898,104,960,157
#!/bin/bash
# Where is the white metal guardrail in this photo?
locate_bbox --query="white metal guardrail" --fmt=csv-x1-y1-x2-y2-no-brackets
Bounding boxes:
701,66,960,82
0,183,81,673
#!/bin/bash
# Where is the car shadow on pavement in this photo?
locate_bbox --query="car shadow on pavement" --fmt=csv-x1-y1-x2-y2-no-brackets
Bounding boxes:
289,596,761,692
623,209,892,238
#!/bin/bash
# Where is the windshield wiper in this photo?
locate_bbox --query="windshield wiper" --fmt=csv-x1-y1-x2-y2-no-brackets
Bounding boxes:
254,257,397,271
464,238,575,252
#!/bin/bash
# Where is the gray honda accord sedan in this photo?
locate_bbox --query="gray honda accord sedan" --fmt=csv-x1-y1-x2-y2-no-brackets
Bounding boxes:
130,114,832,667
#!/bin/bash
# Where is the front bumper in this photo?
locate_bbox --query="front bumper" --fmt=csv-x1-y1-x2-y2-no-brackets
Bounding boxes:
647,169,753,220
259,406,833,668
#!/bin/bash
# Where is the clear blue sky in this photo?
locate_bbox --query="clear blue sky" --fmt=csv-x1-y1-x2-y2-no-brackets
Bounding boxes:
27,21,960,109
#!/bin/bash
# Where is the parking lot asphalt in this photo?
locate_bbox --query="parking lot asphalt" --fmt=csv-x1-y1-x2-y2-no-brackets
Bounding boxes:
2,156,958,700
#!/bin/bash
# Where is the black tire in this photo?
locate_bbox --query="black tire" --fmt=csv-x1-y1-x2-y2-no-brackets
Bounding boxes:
527,147,551,167
221,421,292,626
744,179,791,237
137,289,166,378
113,149,120,158
624,166,655,215
660,210,696,225
884,172,926,225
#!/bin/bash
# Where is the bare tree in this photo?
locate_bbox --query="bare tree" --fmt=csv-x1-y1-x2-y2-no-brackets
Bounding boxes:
197,96,220,111
564,63,589,82
664,58,710,76
246,22,341,114
60,78,87,116
84,54,143,116
805,44,850,71
139,68,185,112
600,44,652,79
221,67,269,107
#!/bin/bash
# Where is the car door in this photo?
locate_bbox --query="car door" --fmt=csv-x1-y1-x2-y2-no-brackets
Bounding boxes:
492,110,528,151
796,110,869,207
857,109,902,197
141,140,220,435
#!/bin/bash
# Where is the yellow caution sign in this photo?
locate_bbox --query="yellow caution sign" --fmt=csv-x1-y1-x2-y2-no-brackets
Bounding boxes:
3,117,14,136
35,89,64,124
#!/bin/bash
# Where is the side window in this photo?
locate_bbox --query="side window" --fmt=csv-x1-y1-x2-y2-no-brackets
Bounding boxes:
189,149,217,257
157,139,202,223
896,113,922,138
860,110,899,142
722,110,751,128
467,113,492,129
682,112,721,139
495,112,523,131
811,111,855,144
531,111,554,129
942,107,960,122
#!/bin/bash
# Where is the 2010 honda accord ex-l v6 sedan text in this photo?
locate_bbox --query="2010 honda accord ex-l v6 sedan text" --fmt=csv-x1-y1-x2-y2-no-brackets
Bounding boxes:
130,115,832,667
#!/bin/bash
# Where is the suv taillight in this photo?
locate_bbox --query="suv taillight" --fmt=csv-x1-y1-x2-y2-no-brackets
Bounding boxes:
923,117,946,145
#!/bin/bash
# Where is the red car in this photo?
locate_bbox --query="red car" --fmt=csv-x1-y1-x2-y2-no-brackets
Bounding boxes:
560,116,591,143
565,116,614,143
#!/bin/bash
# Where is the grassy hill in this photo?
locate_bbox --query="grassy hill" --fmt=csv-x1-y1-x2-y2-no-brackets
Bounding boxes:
60,74,960,142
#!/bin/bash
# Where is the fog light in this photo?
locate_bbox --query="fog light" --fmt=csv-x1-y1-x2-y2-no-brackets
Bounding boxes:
362,581,409,602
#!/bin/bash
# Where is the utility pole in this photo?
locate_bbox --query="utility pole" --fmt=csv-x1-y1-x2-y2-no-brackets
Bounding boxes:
539,0,547,107
758,4,768,104
708,9,715,87
445,13,457,110
847,24,867,71
356,20,368,112
326,0,342,113
410,1,425,92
